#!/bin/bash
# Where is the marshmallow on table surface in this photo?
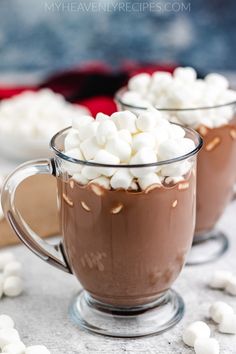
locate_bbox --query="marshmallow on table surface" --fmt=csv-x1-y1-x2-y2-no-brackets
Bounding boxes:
182,321,211,347
3,262,22,278
111,111,137,133
0,315,14,330
0,253,15,271
127,73,151,95
194,337,219,354
25,345,51,354
138,173,161,190
2,341,26,354
129,147,158,178
225,276,236,296
110,169,133,190
219,313,236,334
209,301,234,324
3,276,23,297
209,270,233,289
0,328,21,348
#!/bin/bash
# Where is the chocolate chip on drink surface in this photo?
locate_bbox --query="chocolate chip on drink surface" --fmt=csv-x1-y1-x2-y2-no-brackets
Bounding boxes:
62,193,73,207
80,201,90,212
172,200,178,208
205,137,221,152
111,203,123,214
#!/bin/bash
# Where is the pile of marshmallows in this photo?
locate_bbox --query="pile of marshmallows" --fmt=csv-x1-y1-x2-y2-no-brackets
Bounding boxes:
64,109,195,190
0,89,89,140
0,314,50,354
182,270,236,354
0,252,23,298
0,174,4,221
122,67,236,129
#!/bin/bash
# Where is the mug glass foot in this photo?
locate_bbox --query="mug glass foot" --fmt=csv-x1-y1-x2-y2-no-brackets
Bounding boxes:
187,229,229,266
69,289,184,338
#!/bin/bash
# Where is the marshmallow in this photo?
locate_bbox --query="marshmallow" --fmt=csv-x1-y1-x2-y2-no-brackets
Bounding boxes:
63,148,84,175
90,176,110,189
138,173,161,190
96,112,109,122
132,132,156,151
173,67,197,83
209,301,234,324
161,161,191,177
219,313,236,334
110,169,133,190
0,328,21,348
209,270,233,289
0,276,3,299
81,166,101,180
72,173,89,185
72,115,93,130
158,139,186,161
136,110,158,132
117,129,132,144
194,337,219,354
106,137,131,162
25,345,51,354
205,73,229,90
121,91,145,107
129,147,158,177
77,121,99,142
150,71,172,94
80,137,100,160
3,262,22,278
128,73,151,95
111,111,137,133
169,124,185,139
96,120,117,146
182,321,211,347
93,150,119,177
65,148,83,161
225,276,236,296
2,341,25,354
3,276,23,297
64,129,80,151
0,253,15,271
0,316,14,330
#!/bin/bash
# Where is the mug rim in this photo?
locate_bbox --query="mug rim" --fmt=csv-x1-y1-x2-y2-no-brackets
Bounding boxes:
50,124,203,168
115,86,236,112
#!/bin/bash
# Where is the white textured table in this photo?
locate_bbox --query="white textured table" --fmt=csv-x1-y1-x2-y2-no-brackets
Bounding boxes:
0,199,235,354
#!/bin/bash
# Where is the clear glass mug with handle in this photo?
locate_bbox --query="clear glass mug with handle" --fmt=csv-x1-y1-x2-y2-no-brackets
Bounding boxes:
116,87,236,265
1,125,202,337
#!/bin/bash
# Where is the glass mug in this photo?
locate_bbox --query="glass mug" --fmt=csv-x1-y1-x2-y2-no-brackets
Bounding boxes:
116,87,236,264
1,126,202,337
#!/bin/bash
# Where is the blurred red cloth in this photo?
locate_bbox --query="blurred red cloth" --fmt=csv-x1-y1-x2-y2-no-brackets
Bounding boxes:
0,62,176,116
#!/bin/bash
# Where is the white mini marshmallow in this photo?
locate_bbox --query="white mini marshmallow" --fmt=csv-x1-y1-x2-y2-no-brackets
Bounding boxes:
0,253,15,271
96,112,109,122
80,137,100,160
77,121,98,142
3,262,22,278
161,161,191,177
117,129,132,144
2,341,25,354
106,137,131,163
90,176,110,189
25,345,51,354
225,276,236,296
0,316,14,330
169,124,185,139
111,111,137,133
219,313,236,334
72,173,89,185
209,270,233,289
110,169,133,190
72,115,93,130
165,176,184,185
65,148,83,161
182,321,211,347
129,147,158,177
81,166,101,180
132,132,156,152
138,173,161,190
94,150,119,177
128,73,151,95
63,148,83,175
158,139,185,160
205,73,229,90
209,301,234,324
136,111,157,132
3,276,23,297
194,337,219,354
150,71,172,93
173,67,197,82
96,120,117,146
64,129,80,151
0,328,21,348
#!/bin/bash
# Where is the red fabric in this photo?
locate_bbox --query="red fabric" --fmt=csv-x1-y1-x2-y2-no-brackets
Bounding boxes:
0,62,176,116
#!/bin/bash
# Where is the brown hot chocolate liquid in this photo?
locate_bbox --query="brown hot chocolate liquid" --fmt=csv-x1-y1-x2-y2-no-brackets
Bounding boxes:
58,172,195,307
196,121,236,235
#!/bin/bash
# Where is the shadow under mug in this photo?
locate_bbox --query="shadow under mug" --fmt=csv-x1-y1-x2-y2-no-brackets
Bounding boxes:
116,87,236,265
1,125,202,337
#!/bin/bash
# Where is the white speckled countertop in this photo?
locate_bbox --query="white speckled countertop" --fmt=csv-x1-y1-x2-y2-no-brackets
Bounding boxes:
0,198,235,354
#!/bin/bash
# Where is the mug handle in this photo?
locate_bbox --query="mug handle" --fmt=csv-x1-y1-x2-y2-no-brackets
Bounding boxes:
1,158,72,274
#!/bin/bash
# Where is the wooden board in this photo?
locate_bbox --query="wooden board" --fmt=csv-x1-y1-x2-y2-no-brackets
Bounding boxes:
0,175,59,248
